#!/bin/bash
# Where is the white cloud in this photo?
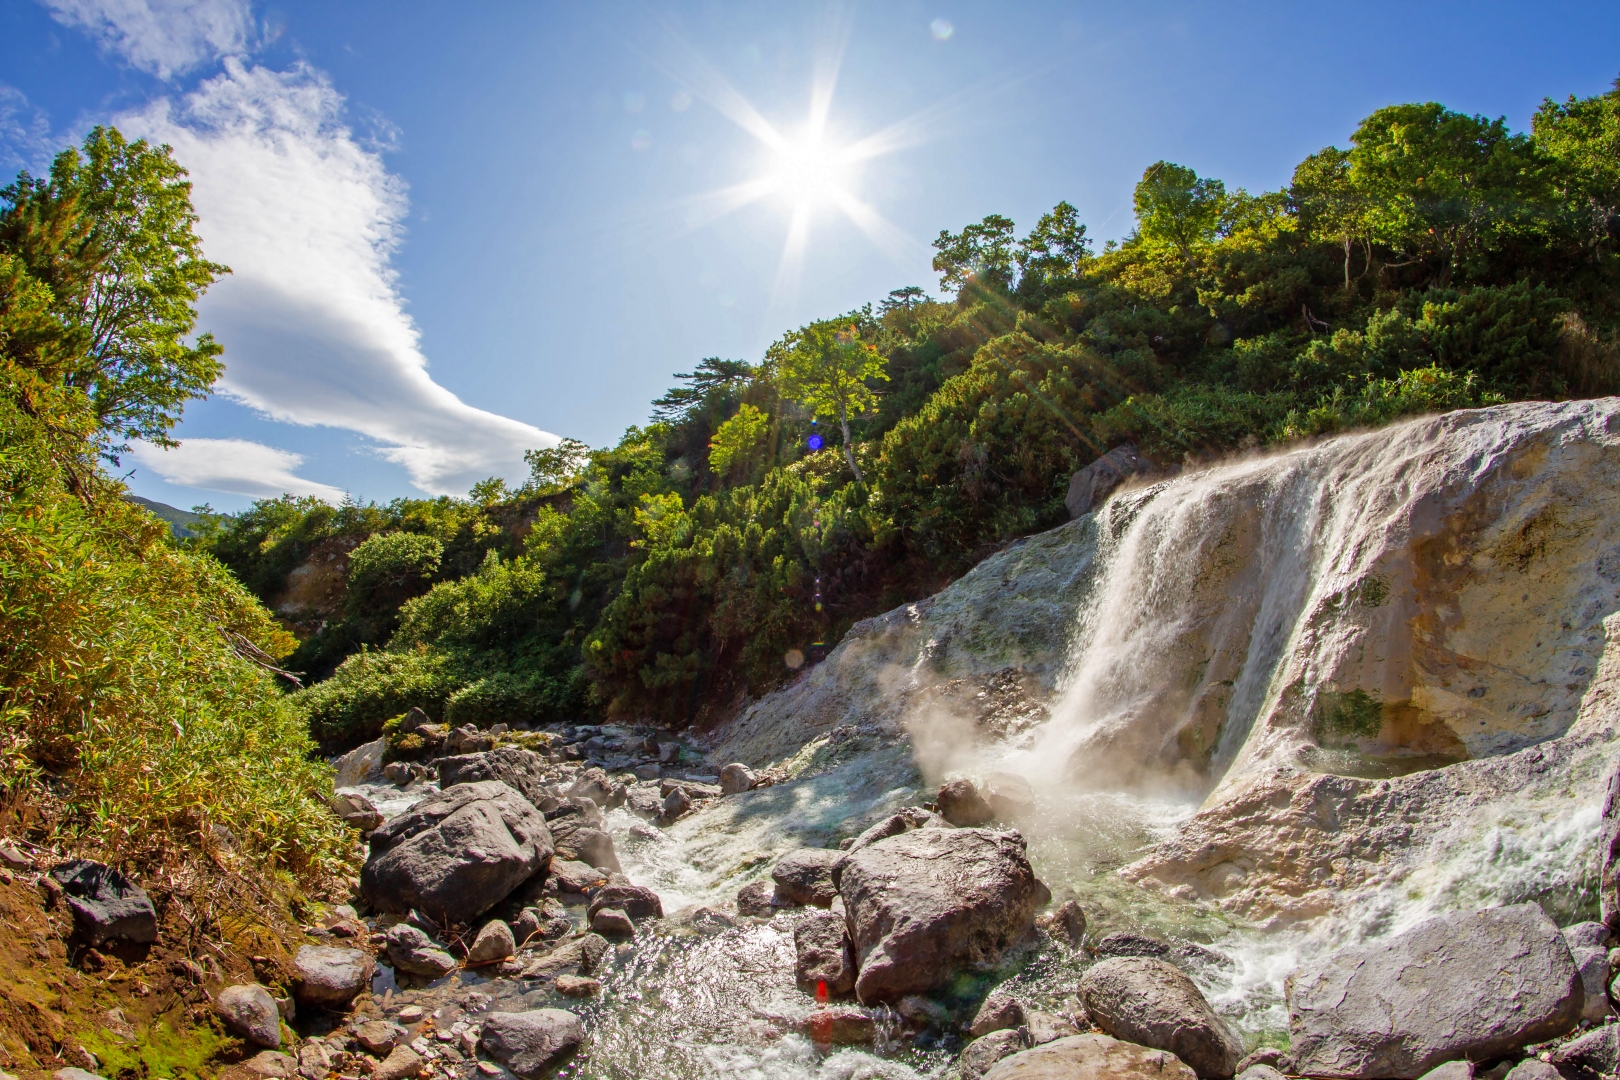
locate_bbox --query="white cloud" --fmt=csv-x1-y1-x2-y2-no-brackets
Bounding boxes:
124,59,558,496
0,85,55,174
41,0,254,79
131,437,347,501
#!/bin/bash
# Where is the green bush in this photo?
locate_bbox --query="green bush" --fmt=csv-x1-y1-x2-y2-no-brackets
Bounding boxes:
294,647,457,745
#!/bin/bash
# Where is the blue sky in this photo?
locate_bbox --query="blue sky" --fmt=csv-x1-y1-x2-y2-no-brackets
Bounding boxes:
2,1,1617,511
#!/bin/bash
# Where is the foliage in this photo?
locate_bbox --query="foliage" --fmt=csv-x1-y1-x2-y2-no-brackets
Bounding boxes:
771,310,888,479
708,402,770,477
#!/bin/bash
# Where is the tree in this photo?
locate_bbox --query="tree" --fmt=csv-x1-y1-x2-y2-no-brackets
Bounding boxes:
1133,161,1226,263
771,310,887,480
649,356,755,423
1292,147,1368,290
523,437,591,493
707,402,769,476
1016,201,1091,283
0,127,228,456
1533,77,1620,255
933,214,1017,294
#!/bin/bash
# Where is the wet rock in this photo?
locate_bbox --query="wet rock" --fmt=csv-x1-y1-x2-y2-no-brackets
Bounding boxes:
438,746,555,810
554,826,620,874
795,911,857,997
1024,1010,1082,1045
385,924,457,977
587,884,662,922
554,974,601,997
331,791,385,832
1037,900,1086,947
1550,1023,1620,1080
1079,956,1241,1079
466,920,515,965
371,1045,423,1080
242,1051,295,1078
969,989,1026,1037
803,1006,877,1044
660,786,692,822
545,796,603,828
591,907,633,936
215,984,281,1049
292,945,374,1010
1066,442,1152,519
719,763,757,795
839,827,1047,1004
566,768,615,807
520,933,609,978
840,807,952,858
772,849,842,908
547,859,608,896
937,779,994,827
361,781,553,924
50,860,157,946
382,761,414,787
983,1034,1198,1080
1092,931,1230,970
352,1020,407,1055
1288,904,1582,1079
984,773,1035,821
625,784,664,820
737,880,781,917
479,1008,585,1079
962,1030,1029,1080
512,907,543,945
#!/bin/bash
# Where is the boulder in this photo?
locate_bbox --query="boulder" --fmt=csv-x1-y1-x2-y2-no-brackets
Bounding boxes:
478,1009,585,1079
371,1045,422,1080
1571,946,1613,1022
1550,1023,1620,1080
969,988,1026,1036
444,725,494,756
590,907,633,936
546,797,603,827
803,1006,877,1044
332,738,387,786
215,984,281,1049
466,920,516,965
520,933,609,978
242,1051,294,1078
554,826,620,874
49,860,157,946
737,880,780,917
565,768,615,807
838,827,1047,1004
554,974,601,997
962,1030,1029,1080
626,784,664,820
1079,956,1241,1079
512,907,543,944
937,778,994,827
1065,442,1152,519
1415,1064,1473,1080
291,945,373,1009
983,1034,1198,1080
1037,900,1086,947
384,924,456,977
438,746,555,810
361,781,552,924
587,884,662,922
984,773,1035,821
330,792,384,832
1238,1069,1290,1080
719,763,757,795
795,911,857,997
547,859,608,896
1092,931,1230,970
842,807,950,856
660,787,693,822
352,1020,407,1055
771,849,842,908
1024,1011,1082,1045
1504,1064,1560,1080
1287,904,1582,1078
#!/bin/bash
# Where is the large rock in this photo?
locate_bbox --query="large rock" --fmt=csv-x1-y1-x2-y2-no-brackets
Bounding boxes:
587,884,662,922
215,984,281,1049
1066,443,1153,520
1078,956,1241,1079
438,746,555,810
361,780,552,924
478,1009,585,1078
1550,1023,1620,1080
937,778,994,827
771,848,842,908
962,1030,1029,1080
332,738,386,786
1287,904,1582,1078
329,791,383,832
384,924,456,977
983,1034,1198,1080
795,911,857,997
50,860,157,946
291,945,373,1009
719,763,757,795
838,827,1046,1004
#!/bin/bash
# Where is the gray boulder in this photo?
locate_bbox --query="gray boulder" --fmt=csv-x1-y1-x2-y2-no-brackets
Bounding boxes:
215,984,281,1049
839,827,1047,1004
794,911,857,997
969,988,1026,1036
1551,1023,1620,1080
438,746,555,810
962,1030,1028,1080
330,791,384,832
1065,442,1152,519
937,778,994,827
1079,956,1242,1079
983,1034,1198,1080
50,860,157,946
361,780,552,924
466,919,515,964
1037,900,1086,947
737,879,781,917
384,924,456,977
1504,1063,1560,1080
772,848,842,908
479,1008,585,1078
587,884,662,922
291,945,373,1009
719,763,757,795
1416,1064,1472,1080
1287,904,1582,1078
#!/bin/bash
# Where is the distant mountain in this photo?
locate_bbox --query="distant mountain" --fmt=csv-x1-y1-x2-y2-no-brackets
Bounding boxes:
127,495,207,538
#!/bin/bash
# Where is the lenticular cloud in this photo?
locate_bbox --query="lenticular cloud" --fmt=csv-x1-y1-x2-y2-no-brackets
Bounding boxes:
127,59,557,496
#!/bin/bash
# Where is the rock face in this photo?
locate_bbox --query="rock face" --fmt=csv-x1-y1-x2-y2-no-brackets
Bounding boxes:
361,781,552,924
50,860,158,946
794,911,857,997
215,985,281,1049
479,1009,585,1079
438,746,554,810
983,1034,1199,1080
1066,443,1154,520
838,827,1046,1004
291,945,373,1009
771,848,842,908
1078,957,1242,1079
937,779,994,827
1287,904,1582,1078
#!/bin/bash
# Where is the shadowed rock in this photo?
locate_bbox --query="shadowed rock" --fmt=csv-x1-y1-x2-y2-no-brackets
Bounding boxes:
772,848,842,908
983,1034,1197,1080
1079,956,1241,1079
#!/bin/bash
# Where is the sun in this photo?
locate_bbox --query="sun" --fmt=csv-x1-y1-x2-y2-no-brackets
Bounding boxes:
764,129,856,210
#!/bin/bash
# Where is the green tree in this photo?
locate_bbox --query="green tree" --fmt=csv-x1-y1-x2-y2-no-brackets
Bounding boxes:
650,357,755,422
1134,161,1226,262
771,310,887,481
1292,147,1368,290
523,437,591,493
708,402,770,476
0,127,228,455
1017,201,1091,283
933,213,1018,293
1533,76,1620,253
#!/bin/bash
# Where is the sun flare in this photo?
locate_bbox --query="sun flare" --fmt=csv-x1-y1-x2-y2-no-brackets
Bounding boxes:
764,130,856,209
